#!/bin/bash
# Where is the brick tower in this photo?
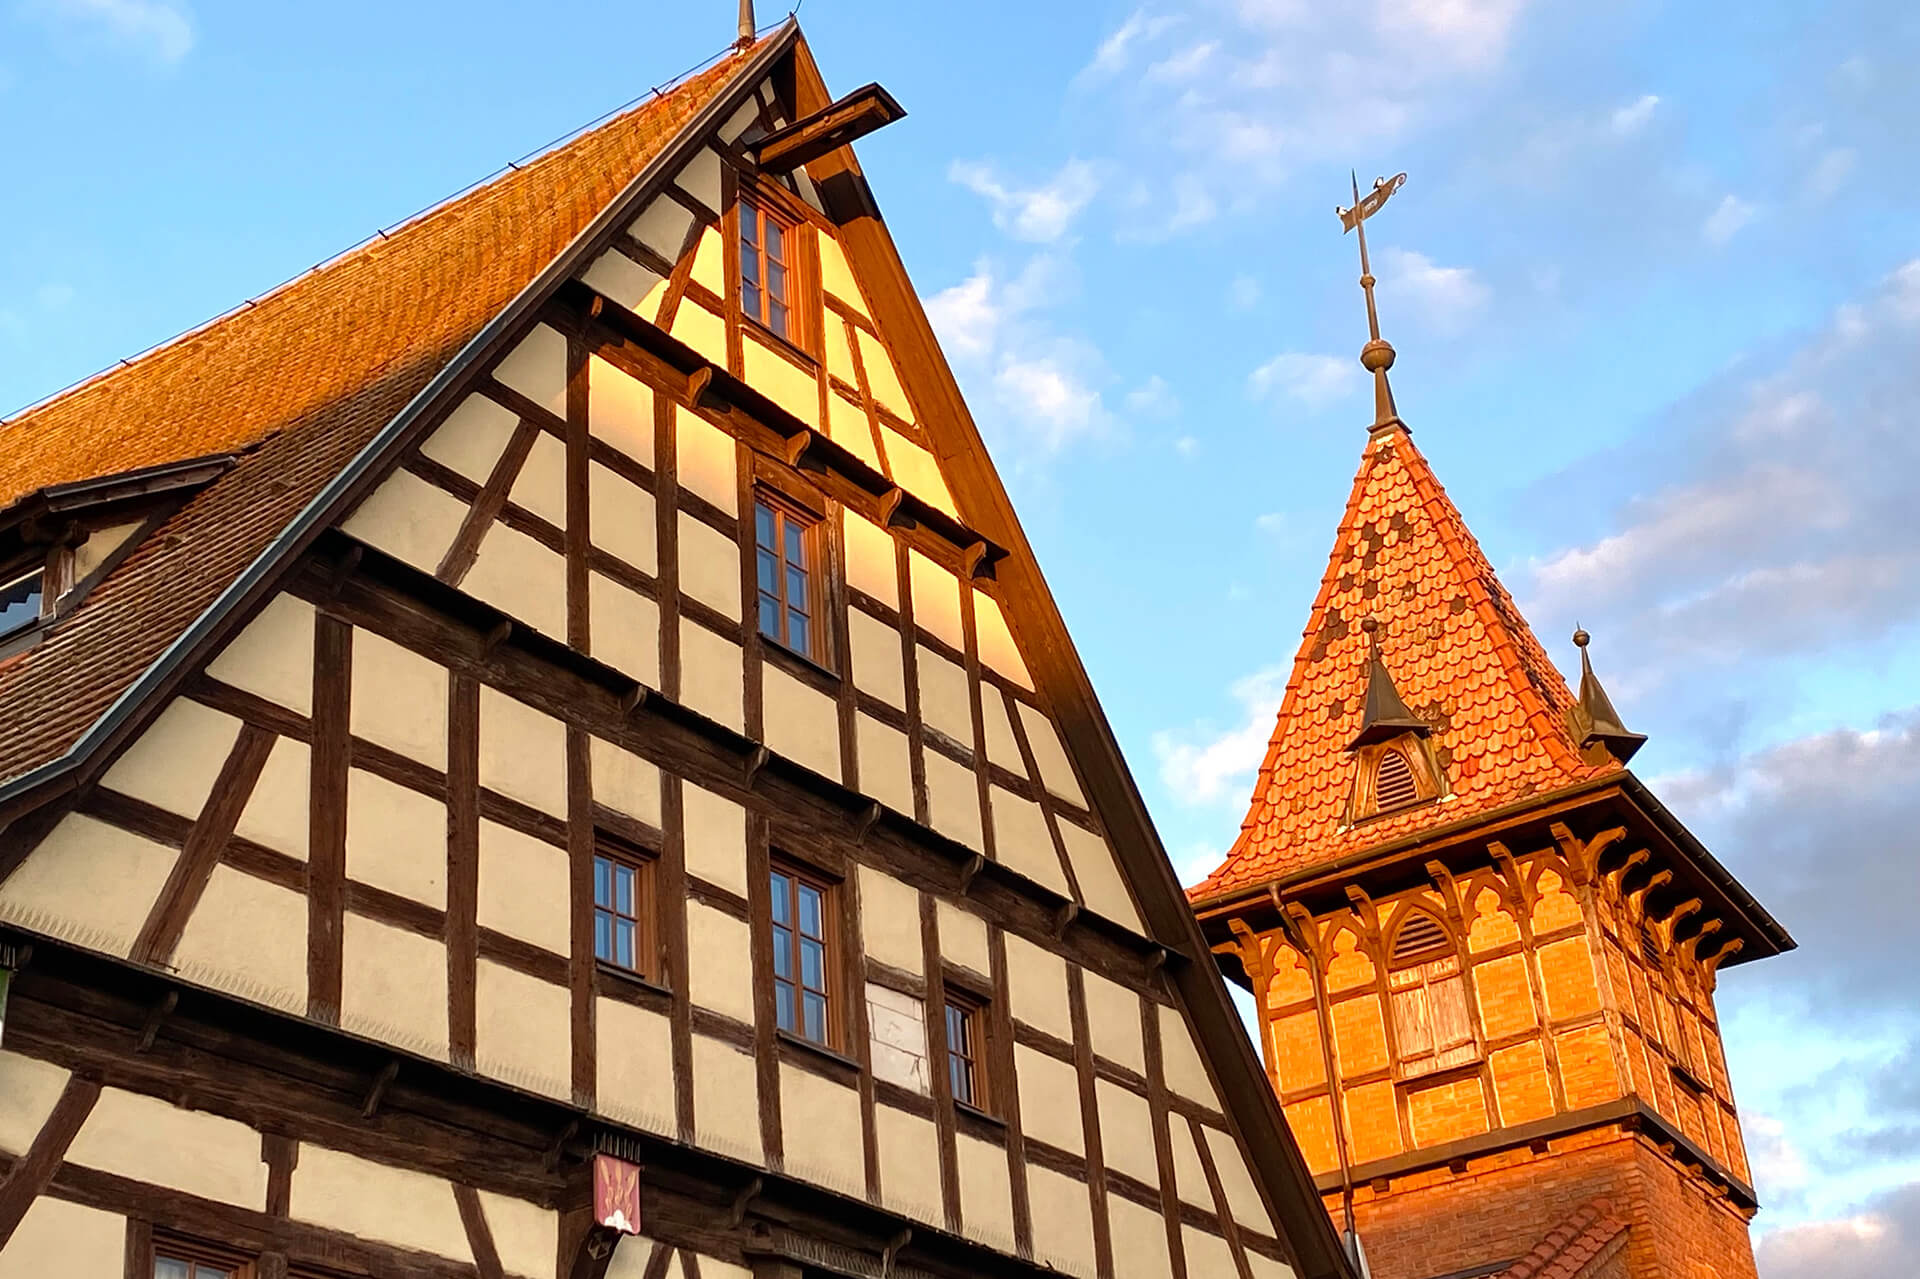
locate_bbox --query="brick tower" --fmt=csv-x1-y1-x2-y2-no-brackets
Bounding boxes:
1187,176,1793,1279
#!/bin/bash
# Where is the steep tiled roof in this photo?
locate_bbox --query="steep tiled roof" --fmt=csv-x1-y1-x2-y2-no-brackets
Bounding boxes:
1500,1200,1628,1279
1192,423,1616,901
0,47,756,785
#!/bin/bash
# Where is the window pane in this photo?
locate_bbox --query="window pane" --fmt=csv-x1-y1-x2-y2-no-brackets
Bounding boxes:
758,594,782,639
615,863,634,915
769,300,788,339
741,247,760,285
756,501,776,548
616,919,635,970
800,936,824,989
742,282,761,321
772,925,793,979
757,547,780,594
741,203,759,245
947,1004,967,1051
784,522,807,568
770,872,791,924
154,1259,190,1279
802,991,826,1044
0,571,41,638
787,611,810,657
594,910,612,962
767,261,787,303
798,883,822,937
775,980,796,1032
950,1053,972,1106
766,219,784,260
785,563,808,609
593,855,611,907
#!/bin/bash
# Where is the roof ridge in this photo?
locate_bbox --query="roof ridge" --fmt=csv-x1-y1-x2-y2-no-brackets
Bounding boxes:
0,38,759,432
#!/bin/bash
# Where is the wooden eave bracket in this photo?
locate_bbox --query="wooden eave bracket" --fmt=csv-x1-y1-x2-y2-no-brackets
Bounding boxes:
957,852,987,896
750,83,906,175
729,1174,764,1227
1051,900,1080,939
136,989,178,1052
360,1058,400,1119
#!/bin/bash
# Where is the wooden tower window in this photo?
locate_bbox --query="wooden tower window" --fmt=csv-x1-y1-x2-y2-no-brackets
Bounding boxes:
1388,911,1477,1080
592,838,655,979
770,859,837,1049
945,991,989,1112
738,196,795,341
754,490,824,663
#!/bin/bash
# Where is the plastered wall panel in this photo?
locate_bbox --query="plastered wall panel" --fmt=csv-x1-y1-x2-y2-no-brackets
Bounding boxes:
1183,1225,1237,1279
0,1051,70,1156
1083,973,1146,1075
842,511,897,608
763,664,842,781
493,323,567,417
744,336,821,429
1096,1078,1158,1186
590,463,658,573
589,354,655,466
780,1064,865,1196
828,390,881,469
936,900,991,979
868,982,930,1093
477,819,570,955
906,551,963,649
291,1143,473,1262
924,748,984,850
1202,1125,1269,1232
421,392,519,484
673,302,728,367
0,814,174,958
1017,1044,1085,1157
856,328,911,422
350,628,448,771
678,511,743,620
480,689,568,816
101,697,241,819
980,688,1024,772
476,959,571,1098
688,901,755,1024
860,865,922,975
693,1034,762,1164
818,232,864,312
1027,1164,1097,1277
345,768,447,909
916,645,972,746
591,738,663,829
70,520,139,584
679,619,745,730
849,609,906,707
342,913,449,1060
885,433,956,516
477,1191,560,1279
989,787,1066,894
1005,932,1072,1040
1058,820,1142,932
589,573,661,688
463,522,567,639
684,783,747,897
676,407,738,515
1109,1193,1174,1279
679,148,724,220
825,315,859,387
1160,1004,1216,1107
957,1132,1016,1250
876,1105,942,1223
597,998,676,1133
583,249,664,315
0,1196,122,1278
1168,1117,1212,1207
207,593,314,715
632,195,694,261
341,469,467,574
972,592,1031,689
509,432,568,529
1017,701,1086,807
855,715,914,814
174,866,307,1012
69,1087,267,1209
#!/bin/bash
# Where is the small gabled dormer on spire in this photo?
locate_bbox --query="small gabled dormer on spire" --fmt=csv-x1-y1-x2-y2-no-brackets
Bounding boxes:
1347,619,1446,821
1338,171,1410,434
1569,627,1648,765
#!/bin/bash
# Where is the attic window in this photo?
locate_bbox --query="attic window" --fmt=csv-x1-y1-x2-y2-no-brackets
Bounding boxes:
739,197,794,341
1375,747,1419,810
0,566,44,639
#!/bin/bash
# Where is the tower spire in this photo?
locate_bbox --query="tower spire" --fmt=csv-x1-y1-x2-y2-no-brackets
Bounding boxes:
1338,171,1409,434
737,0,756,47
1569,627,1647,764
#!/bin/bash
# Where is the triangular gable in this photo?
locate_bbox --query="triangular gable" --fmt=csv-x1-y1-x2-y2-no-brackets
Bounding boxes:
1193,424,1617,903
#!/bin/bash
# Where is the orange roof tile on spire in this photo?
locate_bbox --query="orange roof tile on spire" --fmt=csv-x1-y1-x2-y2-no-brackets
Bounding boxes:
1189,421,1617,903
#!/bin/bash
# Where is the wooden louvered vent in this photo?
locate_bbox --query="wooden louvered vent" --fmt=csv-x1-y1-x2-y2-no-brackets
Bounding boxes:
1375,747,1419,810
1389,912,1478,1079
1391,911,1449,965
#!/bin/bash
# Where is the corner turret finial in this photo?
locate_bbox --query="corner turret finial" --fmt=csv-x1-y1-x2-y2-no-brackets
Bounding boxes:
1348,618,1429,750
737,0,756,47
1338,171,1409,435
1569,626,1647,764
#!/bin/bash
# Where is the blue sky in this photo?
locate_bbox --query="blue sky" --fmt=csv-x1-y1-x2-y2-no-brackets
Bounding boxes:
4,1,1917,1273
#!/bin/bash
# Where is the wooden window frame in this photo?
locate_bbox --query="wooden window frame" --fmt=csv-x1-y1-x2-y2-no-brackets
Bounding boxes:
753,487,829,667
1386,912,1480,1083
1347,735,1444,824
592,835,658,983
735,192,809,353
150,1232,256,1279
769,855,841,1051
0,562,46,642
943,986,992,1115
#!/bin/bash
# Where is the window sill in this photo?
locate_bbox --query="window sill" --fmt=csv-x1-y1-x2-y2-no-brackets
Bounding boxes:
761,634,840,688
1395,1057,1483,1088
596,961,672,1003
776,1028,861,1081
955,1100,1005,1133
742,315,819,371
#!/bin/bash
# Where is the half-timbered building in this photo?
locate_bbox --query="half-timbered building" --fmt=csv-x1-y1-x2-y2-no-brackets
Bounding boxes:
0,22,1353,1279
1189,225,1793,1279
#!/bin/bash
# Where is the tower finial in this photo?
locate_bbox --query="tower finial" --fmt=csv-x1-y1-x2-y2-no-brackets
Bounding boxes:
737,0,756,46
1568,626,1647,764
1338,171,1409,434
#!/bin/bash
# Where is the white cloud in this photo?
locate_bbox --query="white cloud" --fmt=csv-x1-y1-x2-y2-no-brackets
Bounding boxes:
1175,435,1200,457
1375,0,1530,69
1703,194,1757,245
1125,374,1180,419
1153,666,1289,805
1082,9,1180,80
1806,147,1858,202
925,269,998,361
1378,247,1490,334
1148,40,1218,82
1248,352,1361,409
993,348,1108,452
29,0,193,64
950,159,1100,243
1609,93,1661,136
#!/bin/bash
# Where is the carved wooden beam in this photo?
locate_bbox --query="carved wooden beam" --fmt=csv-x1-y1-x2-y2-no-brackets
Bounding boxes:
135,990,177,1053
728,1175,764,1227
1605,848,1650,893
1702,936,1745,975
1051,901,1080,940
1628,869,1673,918
1677,918,1723,963
1488,841,1533,912
1424,860,1468,932
360,1058,400,1119
750,84,907,175
957,852,986,896
1659,898,1703,946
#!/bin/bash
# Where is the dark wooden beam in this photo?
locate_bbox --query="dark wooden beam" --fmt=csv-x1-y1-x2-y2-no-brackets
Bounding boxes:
749,84,905,175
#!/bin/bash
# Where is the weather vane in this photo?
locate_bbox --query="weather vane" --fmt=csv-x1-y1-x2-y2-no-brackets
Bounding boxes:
1338,171,1408,433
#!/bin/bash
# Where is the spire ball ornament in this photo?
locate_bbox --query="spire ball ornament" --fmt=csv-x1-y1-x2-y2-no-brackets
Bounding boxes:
1338,171,1410,434
1361,338,1396,373
1572,626,1590,648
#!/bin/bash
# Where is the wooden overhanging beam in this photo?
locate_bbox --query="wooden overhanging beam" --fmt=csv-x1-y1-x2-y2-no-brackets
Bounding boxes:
750,83,906,174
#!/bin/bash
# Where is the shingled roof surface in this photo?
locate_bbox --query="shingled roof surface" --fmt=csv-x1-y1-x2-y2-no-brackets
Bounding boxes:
1499,1200,1628,1279
0,48,753,785
1191,423,1616,902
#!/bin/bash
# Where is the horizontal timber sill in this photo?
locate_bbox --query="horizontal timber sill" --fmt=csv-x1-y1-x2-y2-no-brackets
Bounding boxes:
550,278,1010,580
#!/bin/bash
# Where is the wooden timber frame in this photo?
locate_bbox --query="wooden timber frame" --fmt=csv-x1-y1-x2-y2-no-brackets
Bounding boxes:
0,22,1356,1279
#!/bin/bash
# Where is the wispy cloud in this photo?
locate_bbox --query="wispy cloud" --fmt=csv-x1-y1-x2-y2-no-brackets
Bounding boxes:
1703,193,1757,245
1378,247,1490,334
950,159,1100,243
1248,352,1361,408
1153,666,1289,806
1609,93,1661,136
27,0,194,64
